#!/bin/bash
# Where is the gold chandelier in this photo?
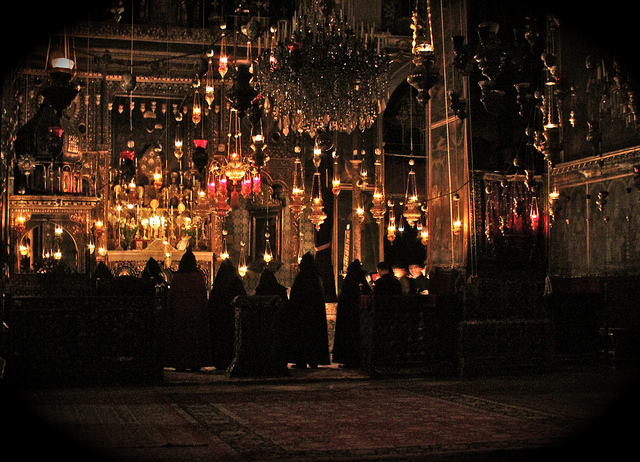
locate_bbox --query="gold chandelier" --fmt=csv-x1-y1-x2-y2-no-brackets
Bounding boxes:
222,151,251,182
220,108,252,182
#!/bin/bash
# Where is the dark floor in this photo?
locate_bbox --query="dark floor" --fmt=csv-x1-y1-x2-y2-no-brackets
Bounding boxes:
2,360,639,462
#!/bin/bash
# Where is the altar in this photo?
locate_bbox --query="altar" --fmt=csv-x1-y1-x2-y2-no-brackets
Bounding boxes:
104,240,216,289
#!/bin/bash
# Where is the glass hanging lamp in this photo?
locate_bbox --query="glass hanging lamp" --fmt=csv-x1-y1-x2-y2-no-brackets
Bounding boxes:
220,230,229,259
530,196,539,229
263,233,273,263
332,158,341,195
218,36,228,79
192,85,202,125
291,155,306,220
387,202,397,242
238,241,247,277
371,148,386,224
452,193,462,235
420,211,429,245
205,51,216,109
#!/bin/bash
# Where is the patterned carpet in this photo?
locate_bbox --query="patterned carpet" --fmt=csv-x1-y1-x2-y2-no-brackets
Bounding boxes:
168,383,574,461
8,365,633,462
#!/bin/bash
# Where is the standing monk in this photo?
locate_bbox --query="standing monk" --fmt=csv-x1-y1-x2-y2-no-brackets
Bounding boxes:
164,248,211,371
287,252,331,368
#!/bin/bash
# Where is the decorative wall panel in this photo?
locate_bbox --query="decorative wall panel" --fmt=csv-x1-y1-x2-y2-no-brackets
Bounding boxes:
550,147,640,276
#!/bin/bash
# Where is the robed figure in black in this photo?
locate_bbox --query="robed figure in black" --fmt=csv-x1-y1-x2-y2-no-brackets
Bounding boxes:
287,252,331,368
332,259,371,368
373,261,402,295
229,267,290,377
164,248,211,371
141,257,168,291
209,258,246,370
255,267,288,302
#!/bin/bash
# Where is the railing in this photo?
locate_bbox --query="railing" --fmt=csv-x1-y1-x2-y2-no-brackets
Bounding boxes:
3,281,164,387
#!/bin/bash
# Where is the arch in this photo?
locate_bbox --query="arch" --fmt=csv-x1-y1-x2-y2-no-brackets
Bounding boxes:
16,222,79,273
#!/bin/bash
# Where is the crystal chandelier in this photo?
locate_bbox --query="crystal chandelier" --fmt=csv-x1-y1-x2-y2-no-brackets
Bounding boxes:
254,0,389,135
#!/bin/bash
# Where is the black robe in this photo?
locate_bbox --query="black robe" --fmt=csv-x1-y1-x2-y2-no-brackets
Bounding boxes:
141,257,168,290
209,259,246,370
164,249,211,370
286,252,331,366
255,267,288,302
373,273,402,295
228,268,290,377
332,259,371,367
411,274,430,294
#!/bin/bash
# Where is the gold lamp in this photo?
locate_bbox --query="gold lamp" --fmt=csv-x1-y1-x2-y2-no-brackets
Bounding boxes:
308,170,327,230
403,160,422,227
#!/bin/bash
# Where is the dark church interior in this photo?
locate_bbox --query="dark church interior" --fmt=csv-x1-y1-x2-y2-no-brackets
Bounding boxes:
1,1,638,460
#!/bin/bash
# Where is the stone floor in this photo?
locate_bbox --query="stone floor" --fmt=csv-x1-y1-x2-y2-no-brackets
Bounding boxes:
2,360,639,461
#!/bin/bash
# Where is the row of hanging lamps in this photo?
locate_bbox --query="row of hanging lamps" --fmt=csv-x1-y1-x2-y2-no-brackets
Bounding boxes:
384,0,434,244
